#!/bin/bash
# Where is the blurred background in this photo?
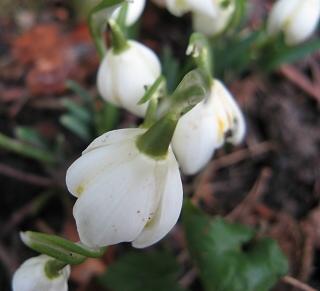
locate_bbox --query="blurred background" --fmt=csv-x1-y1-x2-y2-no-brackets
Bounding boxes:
0,0,320,290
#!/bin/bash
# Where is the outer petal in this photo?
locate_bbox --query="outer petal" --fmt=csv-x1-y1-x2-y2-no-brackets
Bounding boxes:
286,0,320,45
83,128,144,154
132,151,183,248
72,147,165,248
165,0,190,16
97,41,161,117
267,0,300,37
12,255,70,291
66,141,136,197
211,80,246,145
192,1,235,36
112,0,146,26
172,100,219,175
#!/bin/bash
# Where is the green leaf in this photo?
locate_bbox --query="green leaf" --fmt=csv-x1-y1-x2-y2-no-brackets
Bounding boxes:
266,38,320,71
99,251,187,291
65,80,92,103
60,114,91,141
94,102,120,134
15,126,49,149
183,201,288,291
161,46,180,93
61,98,91,124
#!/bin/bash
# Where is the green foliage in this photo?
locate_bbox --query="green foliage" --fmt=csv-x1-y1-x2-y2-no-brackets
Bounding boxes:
265,38,320,71
99,251,187,291
95,102,120,135
183,201,288,291
62,80,120,139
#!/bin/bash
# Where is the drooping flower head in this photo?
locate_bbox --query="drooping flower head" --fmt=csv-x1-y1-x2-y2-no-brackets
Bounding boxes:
12,255,70,291
97,40,161,117
112,0,146,26
66,128,183,249
172,79,245,175
267,0,320,45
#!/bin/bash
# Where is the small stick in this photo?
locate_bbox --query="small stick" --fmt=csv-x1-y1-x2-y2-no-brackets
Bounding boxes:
282,275,317,291
226,167,272,220
0,163,53,187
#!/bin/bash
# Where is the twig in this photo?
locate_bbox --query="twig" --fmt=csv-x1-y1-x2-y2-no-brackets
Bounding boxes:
0,163,53,187
282,276,317,291
193,141,275,204
179,268,198,289
226,167,272,221
280,64,320,103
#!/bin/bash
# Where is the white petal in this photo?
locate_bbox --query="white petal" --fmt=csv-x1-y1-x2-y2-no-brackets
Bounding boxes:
286,0,320,45
112,0,146,26
192,1,235,36
83,128,144,154
172,100,219,175
267,0,300,37
66,140,136,198
165,0,190,16
132,152,183,248
73,149,165,248
187,0,217,18
211,80,246,145
97,41,161,117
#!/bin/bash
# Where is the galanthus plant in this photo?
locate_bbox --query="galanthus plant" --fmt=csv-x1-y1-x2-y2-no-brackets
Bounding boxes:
12,0,319,289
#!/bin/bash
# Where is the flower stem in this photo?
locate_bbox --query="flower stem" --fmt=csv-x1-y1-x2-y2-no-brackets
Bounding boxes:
187,33,213,86
109,19,129,54
45,259,67,279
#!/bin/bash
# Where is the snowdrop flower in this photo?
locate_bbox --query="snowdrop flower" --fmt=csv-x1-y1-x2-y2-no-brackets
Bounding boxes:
66,128,183,249
267,0,320,45
112,0,146,26
12,255,70,291
165,0,217,18
97,40,161,117
192,0,235,36
172,79,245,175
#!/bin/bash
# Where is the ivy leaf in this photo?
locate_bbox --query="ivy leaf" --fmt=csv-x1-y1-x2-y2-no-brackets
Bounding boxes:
98,251,187,291
183,201,288,291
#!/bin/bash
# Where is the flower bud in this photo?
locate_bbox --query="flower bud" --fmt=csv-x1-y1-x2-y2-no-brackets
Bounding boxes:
66,128,183,249
172,79,245,175
192,0,235,36
112,0,146,26
97,41,161,117
12,255,70,291
267,0,320,45
165,0,217,18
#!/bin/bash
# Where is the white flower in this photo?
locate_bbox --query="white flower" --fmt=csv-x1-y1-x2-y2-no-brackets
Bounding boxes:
165,0,217,18
192,0,235,36
172,79,245,175
267,0,320,45
12,255,70,291
97,40,161,117
112,0,146,26
66,128,183,249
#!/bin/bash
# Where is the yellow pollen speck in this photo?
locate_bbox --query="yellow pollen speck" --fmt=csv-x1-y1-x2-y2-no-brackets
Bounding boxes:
76,184,85,197
217,118,225,136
